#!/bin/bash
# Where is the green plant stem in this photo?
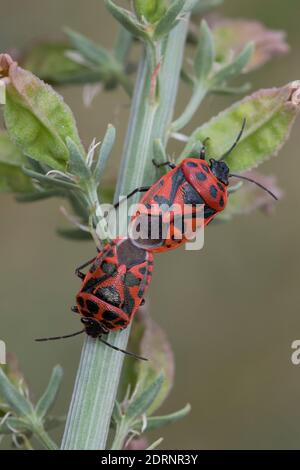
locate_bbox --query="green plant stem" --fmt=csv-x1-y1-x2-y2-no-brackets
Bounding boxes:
170,84,208,133
110,418,128,450
61,16,190,451
34,426,58,450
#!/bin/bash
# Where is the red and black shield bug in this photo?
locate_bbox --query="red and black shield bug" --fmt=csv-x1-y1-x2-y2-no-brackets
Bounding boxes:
36,238,153,360
126,119,278,252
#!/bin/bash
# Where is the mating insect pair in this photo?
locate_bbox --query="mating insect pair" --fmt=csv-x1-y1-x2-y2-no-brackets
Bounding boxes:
37,121,277,359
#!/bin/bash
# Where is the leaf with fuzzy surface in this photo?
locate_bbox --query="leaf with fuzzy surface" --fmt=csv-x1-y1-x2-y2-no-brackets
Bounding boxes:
105,1,149,40
153,0,185,39
1,54,84,171
181,81,300,172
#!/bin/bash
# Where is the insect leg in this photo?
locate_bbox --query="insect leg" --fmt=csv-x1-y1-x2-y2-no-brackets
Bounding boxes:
199,137,210,160
75,256,97,279
152,159,176,169
113,186,151,210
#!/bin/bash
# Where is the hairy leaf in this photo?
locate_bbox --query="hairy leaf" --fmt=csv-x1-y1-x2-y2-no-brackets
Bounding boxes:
194,20,215,82
35,366,63,418
105,1,149,40
153,0,185,39
181,81,300,172
1,54,84,171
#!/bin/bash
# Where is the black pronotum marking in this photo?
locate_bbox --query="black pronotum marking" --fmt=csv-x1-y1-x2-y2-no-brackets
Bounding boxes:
183,183,205,205
96,285,121,307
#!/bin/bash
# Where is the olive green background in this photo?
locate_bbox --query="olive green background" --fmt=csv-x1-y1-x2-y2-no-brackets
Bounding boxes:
1,0,300,450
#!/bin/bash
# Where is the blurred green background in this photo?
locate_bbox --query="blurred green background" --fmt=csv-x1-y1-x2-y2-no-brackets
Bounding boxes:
1,0,300,450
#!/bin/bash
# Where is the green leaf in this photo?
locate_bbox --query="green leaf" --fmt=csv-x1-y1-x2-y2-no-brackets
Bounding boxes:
0,368,33,417
145,403,191,431
93,124,116,185
1,417,31,434
67,138,91,180
23,43,98,85
194,20,215,82
211,43,254,87
135,315,174,416
126,374,164,422
181,81,300,172
64,28,112,66
105,1,149,41
0,131,33,193
133,0,167,24
0,131,24,166
153,0,185,39
22,167,79,190
0,163,33,193
1,54,85,171
35,366,63,419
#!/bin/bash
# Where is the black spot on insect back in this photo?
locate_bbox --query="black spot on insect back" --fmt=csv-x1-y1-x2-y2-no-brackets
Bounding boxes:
86,299,99,314
102,310,119,321
201,163,210,173
219,196,225,207
196,172,207,182
186,161,198,168
209,185,218,199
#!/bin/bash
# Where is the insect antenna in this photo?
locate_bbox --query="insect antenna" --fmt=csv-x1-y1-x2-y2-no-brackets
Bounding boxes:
99,338,148,361
229,174,278,200
35,329,85,341
219,118,246,161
